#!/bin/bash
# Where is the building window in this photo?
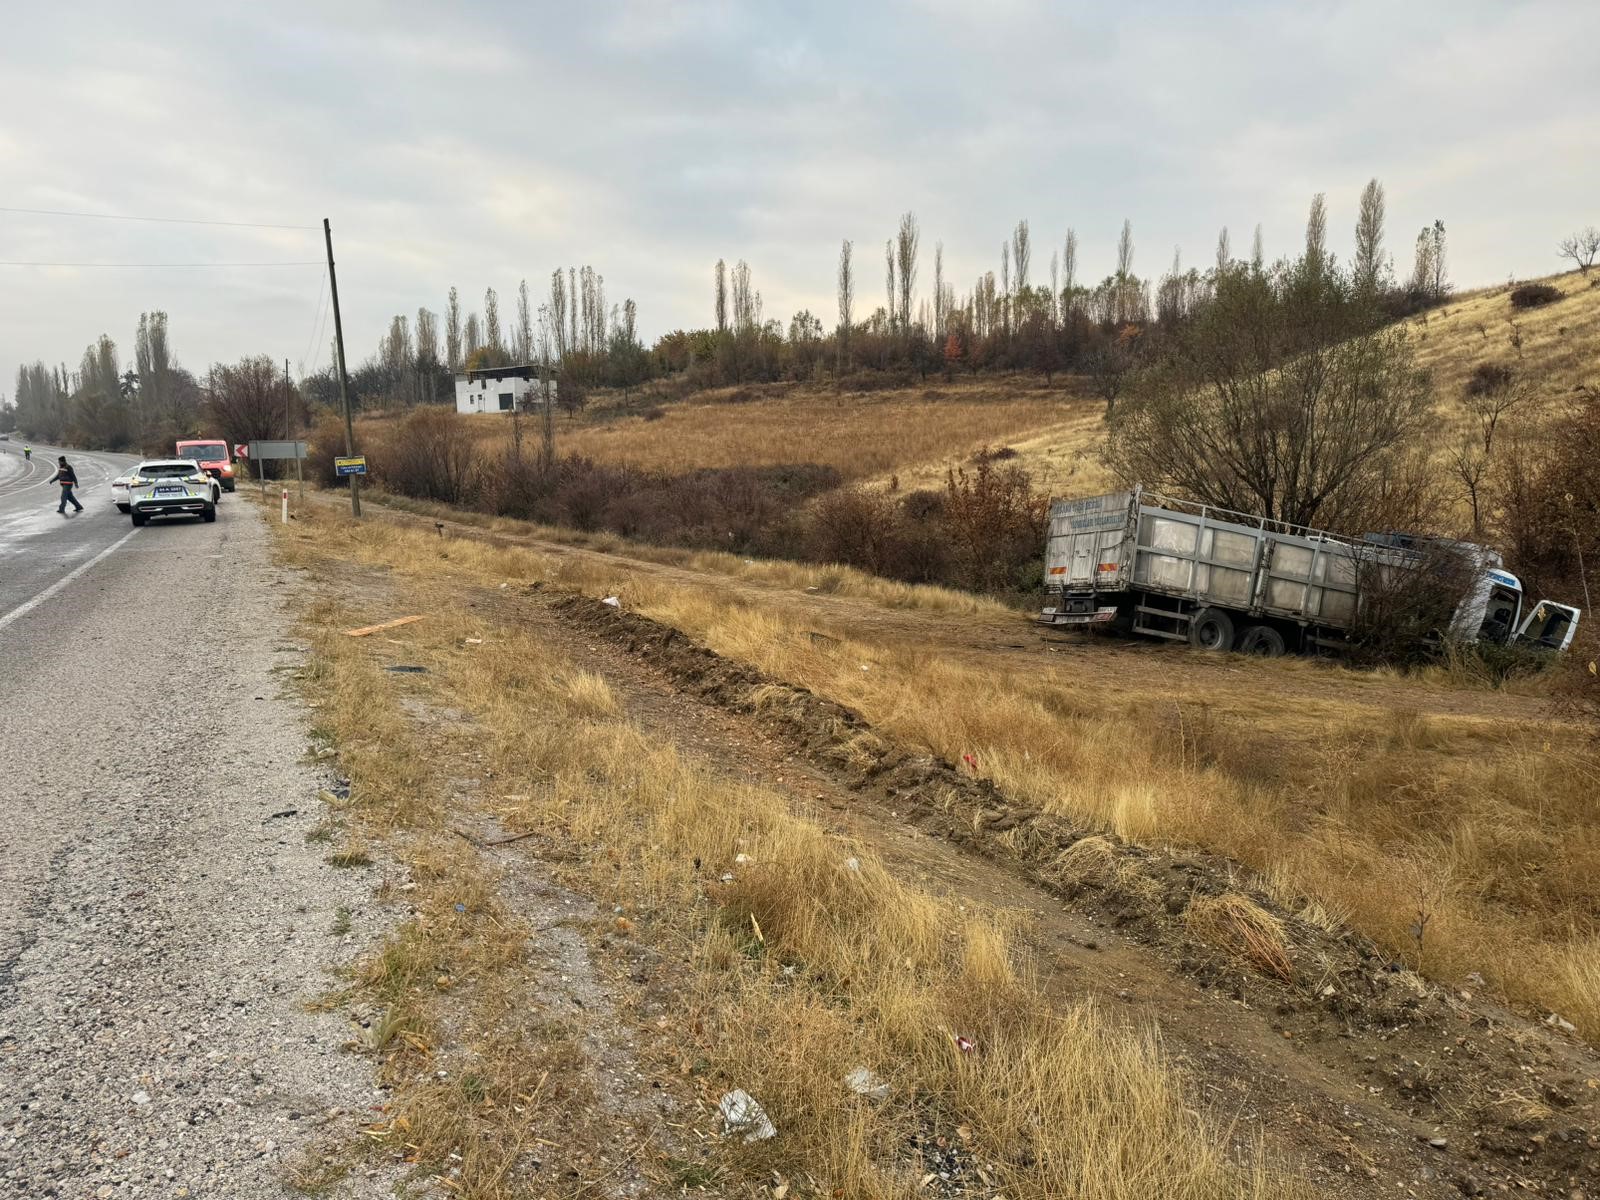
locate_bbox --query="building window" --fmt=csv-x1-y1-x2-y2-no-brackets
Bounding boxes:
498,392,514,411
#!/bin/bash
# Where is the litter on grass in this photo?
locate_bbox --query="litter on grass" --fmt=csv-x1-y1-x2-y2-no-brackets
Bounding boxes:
844,1066,890,1101
719,1090,777,1142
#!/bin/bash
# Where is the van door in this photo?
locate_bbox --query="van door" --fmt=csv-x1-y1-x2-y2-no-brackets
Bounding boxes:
1515,601,1581,652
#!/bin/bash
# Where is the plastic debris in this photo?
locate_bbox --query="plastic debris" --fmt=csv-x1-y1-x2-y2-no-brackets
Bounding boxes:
718,1089,777,1142
953,1035,976,1054
1544,1012,1578,1034
734,853,753,865
384,664,429,674
844,1066,890,1101
453,903,467,913
961,753,978,771
602,596,621,608
844,856,861,873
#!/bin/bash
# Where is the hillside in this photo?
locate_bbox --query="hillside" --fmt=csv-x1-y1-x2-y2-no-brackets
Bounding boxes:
410,268,1595,512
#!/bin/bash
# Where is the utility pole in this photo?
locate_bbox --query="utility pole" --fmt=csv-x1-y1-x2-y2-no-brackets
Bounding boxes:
323,217,360,517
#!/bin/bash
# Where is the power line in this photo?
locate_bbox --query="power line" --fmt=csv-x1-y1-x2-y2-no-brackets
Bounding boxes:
0,260,324,268
298,268,331,376
0,205,316,231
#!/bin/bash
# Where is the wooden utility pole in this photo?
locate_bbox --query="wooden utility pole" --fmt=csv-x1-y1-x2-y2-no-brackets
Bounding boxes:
323,217,360,517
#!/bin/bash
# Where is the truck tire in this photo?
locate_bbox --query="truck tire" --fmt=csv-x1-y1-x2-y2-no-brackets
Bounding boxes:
1188,607,1235,651
1237,624,1287,657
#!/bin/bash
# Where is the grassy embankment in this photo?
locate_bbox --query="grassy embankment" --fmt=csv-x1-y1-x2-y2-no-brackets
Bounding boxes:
280,512,1299,1197
291,502,1600,1045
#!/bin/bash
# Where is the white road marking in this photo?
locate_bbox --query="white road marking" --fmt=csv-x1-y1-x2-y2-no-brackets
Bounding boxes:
0,527,139,633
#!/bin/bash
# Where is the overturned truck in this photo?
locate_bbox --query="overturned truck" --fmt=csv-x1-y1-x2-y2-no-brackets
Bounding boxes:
1039,487,1580,656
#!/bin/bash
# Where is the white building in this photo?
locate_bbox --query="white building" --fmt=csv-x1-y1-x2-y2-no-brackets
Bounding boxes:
453,364,558,415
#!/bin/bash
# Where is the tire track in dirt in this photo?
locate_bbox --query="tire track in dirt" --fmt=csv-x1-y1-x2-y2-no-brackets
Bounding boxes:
449,585,1600,1200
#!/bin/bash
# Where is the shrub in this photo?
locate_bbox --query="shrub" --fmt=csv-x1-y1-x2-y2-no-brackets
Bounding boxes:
1464,362,1516,396
1509,283,1561,309
375,407,479,505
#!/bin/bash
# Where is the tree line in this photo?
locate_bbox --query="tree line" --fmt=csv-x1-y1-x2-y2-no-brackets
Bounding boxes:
2,313,309,461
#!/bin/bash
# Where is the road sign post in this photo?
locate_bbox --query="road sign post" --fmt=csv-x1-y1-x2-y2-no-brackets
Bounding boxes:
248,441,310,509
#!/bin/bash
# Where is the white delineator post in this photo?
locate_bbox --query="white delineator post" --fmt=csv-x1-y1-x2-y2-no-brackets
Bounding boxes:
281,488,289,523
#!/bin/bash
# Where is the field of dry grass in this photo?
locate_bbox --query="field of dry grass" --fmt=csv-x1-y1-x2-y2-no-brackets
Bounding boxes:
288,497,1600,1047
279,512,1302,1198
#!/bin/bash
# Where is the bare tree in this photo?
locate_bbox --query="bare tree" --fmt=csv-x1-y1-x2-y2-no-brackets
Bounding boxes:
884,240,896,334
485,287,505,359
416,308,439,366
1463,362,1538,456
1215,226,1231,274
714,259,728,333
464,312,482,361
1251,224,1265,272
515,279,532,363
1410,220,1449,300
1448,438,1492,535
730,260,756,334
445,287,462,371
1116,219,1134,278
1354,178,1387,293
1304,193,1328,276
1557,226,1600,274
1000,242,1011,334
549,270,569,361
1048,250,1059,326
933,241,946,337
1011,219,1030,294
1062,229,1078,314
896,211,919,332
836,239,853,371
1105,262,1433,530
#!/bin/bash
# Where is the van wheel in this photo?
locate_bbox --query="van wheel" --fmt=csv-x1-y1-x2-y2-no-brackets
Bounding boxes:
1188,607,1235,651
1237,624,1287,657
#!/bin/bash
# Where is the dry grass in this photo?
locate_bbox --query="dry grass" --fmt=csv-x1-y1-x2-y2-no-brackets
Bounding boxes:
1409,270,1600,423
283,501,1600,1045
356,377,1088,487
1185,893,1296,984
278,511,1308,1199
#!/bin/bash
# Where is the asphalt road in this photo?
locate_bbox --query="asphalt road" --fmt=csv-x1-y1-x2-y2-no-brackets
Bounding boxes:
0,443,395,1195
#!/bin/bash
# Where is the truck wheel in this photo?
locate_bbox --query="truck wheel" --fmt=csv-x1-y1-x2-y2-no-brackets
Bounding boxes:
1188,607,1235,651
1237,624,1287,658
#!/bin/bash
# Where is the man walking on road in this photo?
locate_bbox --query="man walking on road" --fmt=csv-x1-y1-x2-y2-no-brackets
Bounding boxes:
50,455,83,514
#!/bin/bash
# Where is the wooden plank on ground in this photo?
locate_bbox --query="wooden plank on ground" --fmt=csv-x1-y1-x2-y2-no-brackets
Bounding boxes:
344,615,425,638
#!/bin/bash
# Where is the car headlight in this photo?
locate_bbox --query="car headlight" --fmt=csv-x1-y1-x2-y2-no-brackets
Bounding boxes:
186,474,205,483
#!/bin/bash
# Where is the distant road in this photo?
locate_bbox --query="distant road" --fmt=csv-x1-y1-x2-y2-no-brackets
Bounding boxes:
0,441,143,630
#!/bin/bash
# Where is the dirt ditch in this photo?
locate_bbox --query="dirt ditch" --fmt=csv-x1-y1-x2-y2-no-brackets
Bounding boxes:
540,590,1600,1199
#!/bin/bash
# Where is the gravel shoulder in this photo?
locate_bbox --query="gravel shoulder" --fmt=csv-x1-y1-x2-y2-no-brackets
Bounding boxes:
0,503,395,1197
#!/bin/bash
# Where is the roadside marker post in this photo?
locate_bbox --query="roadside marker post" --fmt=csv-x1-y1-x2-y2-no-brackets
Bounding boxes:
281,487,289,523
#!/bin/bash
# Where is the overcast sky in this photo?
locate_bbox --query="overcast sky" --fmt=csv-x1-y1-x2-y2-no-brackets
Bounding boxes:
3,0,1597,393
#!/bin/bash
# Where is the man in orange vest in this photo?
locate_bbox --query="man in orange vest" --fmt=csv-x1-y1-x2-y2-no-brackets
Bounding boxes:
50,455,83,514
